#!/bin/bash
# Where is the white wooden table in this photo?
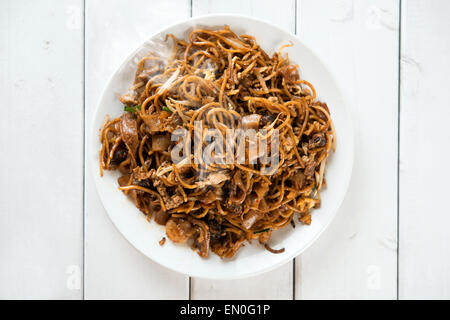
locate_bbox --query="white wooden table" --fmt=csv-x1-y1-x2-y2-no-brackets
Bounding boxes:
1,0,449,300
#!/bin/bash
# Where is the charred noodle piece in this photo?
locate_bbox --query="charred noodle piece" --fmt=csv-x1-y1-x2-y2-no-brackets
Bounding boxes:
99,26,336,259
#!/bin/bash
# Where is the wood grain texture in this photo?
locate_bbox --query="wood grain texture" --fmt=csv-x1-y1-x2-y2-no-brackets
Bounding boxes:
84,0,190,299
0,0,84,299
4,0,450,300
192,0,296,32
399,0,450,300
295,0,399,299
190,0,296,300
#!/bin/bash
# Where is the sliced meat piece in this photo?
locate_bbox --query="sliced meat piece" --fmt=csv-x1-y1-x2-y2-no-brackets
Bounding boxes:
141,112,180,133
141,113,166,132
120,90,138,105
165,194,184,210
152,133,171,152
201,189,216,204
132,167,153,181
197,171,230,188
119,113,139,160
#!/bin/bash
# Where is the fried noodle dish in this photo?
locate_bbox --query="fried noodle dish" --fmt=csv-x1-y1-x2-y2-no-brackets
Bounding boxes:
99,26,336,259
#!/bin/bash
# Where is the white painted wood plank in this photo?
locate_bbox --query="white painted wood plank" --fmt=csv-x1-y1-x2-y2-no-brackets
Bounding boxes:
192,0,296,32
295,0,399,299
0,0,84,299
399,0,450,300
191,0,295,300
84,0,190,299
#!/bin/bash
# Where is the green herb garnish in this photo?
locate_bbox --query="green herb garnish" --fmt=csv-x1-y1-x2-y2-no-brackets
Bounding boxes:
124,105,141,113
254,228,270,234
161,106,173,113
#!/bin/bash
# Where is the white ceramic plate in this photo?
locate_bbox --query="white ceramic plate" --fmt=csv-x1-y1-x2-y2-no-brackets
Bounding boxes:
90,14,354,280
